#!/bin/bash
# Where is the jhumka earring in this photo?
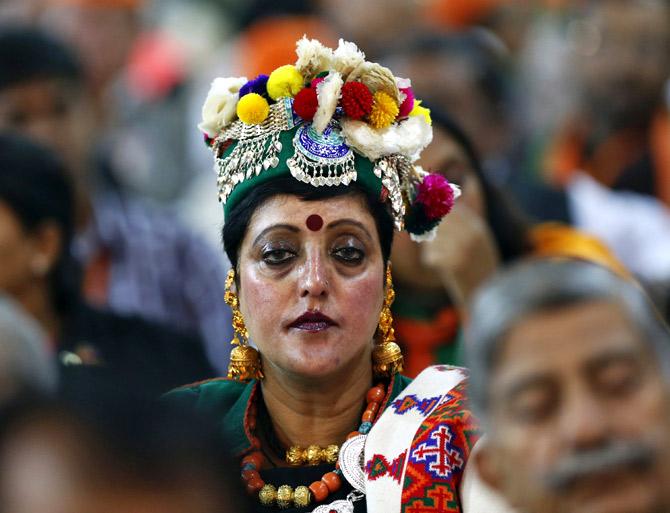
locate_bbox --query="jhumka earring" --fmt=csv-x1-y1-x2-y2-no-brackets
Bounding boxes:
372,265,404,378
225,269,264,381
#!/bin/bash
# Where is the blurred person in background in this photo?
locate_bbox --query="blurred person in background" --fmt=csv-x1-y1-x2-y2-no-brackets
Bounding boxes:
0,26,233,373
466,259,670,513
382,32,517,186
0,131,214,396
0,294,57,405
0,392,247,513
535,0,670,290
546,0,670,201
41,0,195,203
390,108,625,376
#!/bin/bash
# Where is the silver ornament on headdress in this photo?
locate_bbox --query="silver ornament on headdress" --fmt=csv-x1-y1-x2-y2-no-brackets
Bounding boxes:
287,120,357,187
213,97,299,205
373,154,414,231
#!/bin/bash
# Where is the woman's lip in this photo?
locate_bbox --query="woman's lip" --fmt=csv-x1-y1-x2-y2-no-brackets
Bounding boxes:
288,312,337,330
291,321,333,332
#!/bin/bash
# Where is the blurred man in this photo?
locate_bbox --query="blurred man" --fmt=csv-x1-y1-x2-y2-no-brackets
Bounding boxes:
539,0,670,296
466,259,670,513
0,26,232,373
545,0,670,206
41,0,194,202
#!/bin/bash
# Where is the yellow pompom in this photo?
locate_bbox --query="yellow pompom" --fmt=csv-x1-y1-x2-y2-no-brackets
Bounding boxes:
236,93,270,125
266,64,304,100
369,91,399,129
409,99,431,126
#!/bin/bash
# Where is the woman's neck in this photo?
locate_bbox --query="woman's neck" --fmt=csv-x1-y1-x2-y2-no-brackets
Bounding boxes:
260,357,374,455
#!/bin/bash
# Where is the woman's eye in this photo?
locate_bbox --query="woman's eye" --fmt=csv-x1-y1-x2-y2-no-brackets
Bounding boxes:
262,249,295,265
332,246,364,264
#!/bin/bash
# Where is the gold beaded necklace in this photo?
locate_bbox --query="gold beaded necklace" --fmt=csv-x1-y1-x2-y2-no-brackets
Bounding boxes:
285,444,340,466
240,383,388,509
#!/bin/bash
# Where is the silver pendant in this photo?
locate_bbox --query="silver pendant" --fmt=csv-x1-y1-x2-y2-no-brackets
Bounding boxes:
338,434,367,493
309,491,364,513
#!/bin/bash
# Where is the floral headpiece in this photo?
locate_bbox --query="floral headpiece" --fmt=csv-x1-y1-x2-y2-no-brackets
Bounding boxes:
199,37,460,241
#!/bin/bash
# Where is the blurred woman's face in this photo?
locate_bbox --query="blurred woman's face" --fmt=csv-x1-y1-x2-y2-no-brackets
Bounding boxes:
236,194,385,380
391,126,486,291
0,201,41,298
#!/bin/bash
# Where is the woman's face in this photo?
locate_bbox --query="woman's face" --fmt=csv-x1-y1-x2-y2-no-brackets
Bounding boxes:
391,126,486,291
236,193,385,380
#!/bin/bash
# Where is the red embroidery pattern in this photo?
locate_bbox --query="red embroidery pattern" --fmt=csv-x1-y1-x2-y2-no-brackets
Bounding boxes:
400,381,480,513
365,451,407,483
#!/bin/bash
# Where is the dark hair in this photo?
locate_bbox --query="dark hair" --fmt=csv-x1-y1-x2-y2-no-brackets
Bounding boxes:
0,132,80,313
428,106,531,262
222,175,395,270
0,25,83,91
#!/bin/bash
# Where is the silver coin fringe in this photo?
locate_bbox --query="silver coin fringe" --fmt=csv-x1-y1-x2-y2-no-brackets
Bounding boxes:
287,149,357,187
213,99,295,205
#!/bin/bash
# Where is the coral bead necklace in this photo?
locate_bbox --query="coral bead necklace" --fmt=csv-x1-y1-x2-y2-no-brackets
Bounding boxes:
240,383,388,509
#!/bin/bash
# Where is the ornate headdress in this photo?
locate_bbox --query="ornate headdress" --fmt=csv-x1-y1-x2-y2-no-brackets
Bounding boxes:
199,37,460,241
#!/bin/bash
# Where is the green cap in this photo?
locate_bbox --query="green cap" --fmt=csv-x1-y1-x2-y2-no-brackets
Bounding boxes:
221,123,382,220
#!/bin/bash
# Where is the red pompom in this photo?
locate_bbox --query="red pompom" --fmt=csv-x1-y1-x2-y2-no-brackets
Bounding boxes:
415,174,455,220
341,81,373,120
293,87,318,121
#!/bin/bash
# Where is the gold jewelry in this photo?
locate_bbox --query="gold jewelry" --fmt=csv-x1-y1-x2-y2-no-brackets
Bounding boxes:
285,444,339,466
372,265,404,378
224,269,263,381
276,485,294,509
242,383,387,508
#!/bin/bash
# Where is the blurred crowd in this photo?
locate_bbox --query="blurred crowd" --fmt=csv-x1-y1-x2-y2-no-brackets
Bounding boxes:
1,0,670,512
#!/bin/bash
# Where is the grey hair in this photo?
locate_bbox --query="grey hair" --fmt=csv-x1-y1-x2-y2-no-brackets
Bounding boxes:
0,294,57,399
465,259,670,424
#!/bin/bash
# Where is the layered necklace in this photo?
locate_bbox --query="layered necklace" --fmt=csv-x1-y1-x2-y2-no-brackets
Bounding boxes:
240,383,388,509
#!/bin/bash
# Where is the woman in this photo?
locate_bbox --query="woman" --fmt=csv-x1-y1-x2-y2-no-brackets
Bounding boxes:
390,108,627,376
0,132,214,396
166,38,478,512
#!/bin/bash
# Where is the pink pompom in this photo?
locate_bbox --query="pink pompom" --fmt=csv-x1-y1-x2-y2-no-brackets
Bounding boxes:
415,173,454,220
398,86,415,118
311,76,325,89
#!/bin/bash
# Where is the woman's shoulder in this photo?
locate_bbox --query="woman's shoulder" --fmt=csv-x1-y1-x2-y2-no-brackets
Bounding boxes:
163,377,253,415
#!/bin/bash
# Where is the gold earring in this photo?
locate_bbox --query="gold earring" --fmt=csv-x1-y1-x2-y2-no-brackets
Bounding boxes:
224,269,263,381
372,265,404,378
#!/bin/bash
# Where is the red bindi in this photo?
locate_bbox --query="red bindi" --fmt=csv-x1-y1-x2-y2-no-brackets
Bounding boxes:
306,214,324,231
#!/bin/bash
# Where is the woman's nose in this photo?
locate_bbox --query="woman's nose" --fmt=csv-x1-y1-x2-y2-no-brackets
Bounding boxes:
298,252,329,298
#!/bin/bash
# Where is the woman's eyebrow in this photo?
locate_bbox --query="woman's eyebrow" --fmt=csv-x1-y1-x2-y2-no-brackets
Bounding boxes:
252,224,300,246
326,219,373,242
